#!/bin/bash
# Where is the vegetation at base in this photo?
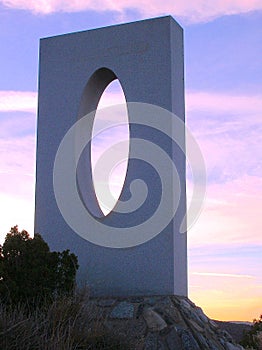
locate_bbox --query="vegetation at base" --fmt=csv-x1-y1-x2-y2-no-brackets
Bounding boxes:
0,226,130,349
0,289,130,350
0,226,78,305
240,315,262,350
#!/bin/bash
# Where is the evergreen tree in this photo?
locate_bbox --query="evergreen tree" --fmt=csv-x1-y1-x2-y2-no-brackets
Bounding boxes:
0,226,78,305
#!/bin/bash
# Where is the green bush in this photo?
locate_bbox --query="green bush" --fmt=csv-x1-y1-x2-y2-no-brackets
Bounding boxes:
0,226,78,305
0,227,131,349
240,315,262,350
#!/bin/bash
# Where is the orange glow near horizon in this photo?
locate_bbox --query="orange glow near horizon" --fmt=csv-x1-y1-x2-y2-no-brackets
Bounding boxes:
191,292,261,322
189,271,262,321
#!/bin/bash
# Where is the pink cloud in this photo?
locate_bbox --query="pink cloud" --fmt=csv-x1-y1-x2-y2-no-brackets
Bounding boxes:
0,138,35,191
0,117,35,240
0,106,36,242
188,175,262,246
191,272,255,279
1,0,262,23
0,132,36,242
0,91,37,113
0,129,35,178
186,91,262,118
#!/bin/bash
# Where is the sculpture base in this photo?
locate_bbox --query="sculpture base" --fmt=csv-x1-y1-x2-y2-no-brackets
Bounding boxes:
87,295,244,350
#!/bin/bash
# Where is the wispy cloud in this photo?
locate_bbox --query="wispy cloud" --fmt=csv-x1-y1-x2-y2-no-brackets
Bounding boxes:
191,272,255,279
0,91,37,113
186,91,262,117
0,107,36,242
188,174,262,245
186,90,262,246
1,89,260,119
0,101,36,244
190,266,262,321
0,111,36,178
0,135,35,187
1,0,262,23
187,90,261,180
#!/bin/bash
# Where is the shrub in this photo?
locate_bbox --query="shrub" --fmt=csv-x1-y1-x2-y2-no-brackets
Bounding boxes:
0,226,78,305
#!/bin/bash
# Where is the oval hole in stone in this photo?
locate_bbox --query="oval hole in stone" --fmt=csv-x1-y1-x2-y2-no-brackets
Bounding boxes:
91,80,129,216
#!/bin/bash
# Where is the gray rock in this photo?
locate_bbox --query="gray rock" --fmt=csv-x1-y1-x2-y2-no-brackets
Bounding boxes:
145,297,161,306
221,330,234,342
219,338,226,347
188,319,205,333
96,299,116,307
155,297,186,326
143,307,167,331
181,299,192,310
194,314,208,329
136,303,145,319
157,340,166,350
180,329,201,350
209,320,219,329
166,328,183,349
129,296,144,303
194,332,209,348
78,296,248,350
144,332,165,350
206,339,222,350
180,306,191,319
158,296,173,305
195,306,209,324
110,301,134,319
144,332,157,350
226,342,244,350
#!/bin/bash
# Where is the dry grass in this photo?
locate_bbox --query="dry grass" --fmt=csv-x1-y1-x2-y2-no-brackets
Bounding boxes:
0,289,130,350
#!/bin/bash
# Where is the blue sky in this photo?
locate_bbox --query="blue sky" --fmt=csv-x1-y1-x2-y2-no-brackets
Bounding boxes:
0,1,261,320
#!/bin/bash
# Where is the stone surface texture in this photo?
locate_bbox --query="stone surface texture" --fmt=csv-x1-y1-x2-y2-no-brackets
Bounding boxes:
88,295,245,349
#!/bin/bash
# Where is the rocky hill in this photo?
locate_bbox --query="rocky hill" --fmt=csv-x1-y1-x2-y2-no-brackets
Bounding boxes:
214,321,251,344
88,294,246,349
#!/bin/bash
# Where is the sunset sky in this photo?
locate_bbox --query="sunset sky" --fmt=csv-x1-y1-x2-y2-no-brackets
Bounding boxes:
0,1,261,321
